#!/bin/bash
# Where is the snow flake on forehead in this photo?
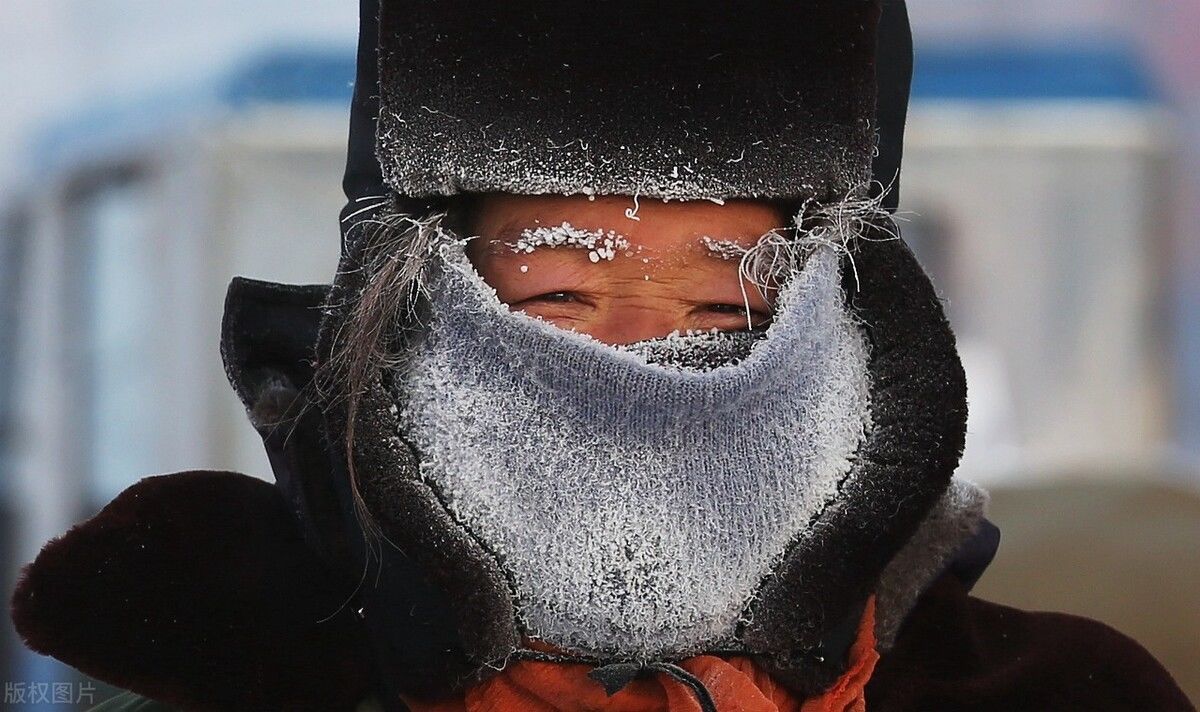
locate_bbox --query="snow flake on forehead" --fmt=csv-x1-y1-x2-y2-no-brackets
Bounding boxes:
509,221,636,263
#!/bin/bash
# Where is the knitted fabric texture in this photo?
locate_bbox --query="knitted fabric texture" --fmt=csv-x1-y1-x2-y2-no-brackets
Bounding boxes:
392,242,871,659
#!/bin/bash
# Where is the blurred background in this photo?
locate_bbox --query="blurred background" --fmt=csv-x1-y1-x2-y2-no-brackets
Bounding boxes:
0,0,1197,708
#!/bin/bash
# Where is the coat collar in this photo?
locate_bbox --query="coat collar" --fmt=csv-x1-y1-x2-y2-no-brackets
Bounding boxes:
10,464,996,712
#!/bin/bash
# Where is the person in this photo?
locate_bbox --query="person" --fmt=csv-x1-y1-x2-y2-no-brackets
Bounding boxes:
10,1,1194,711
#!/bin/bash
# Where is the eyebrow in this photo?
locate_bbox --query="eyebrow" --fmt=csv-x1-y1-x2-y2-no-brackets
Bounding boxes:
699,236,750,260
490,218,528,242
470,219,532,256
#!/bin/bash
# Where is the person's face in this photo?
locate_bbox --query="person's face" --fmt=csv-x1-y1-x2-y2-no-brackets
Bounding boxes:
466,193,788,345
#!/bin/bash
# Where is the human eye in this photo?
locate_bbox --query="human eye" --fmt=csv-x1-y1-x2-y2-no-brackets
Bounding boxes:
508,291,590,312
525,291,578,304
707,303,749,315
508,290,590,327
700,302,773,330
707,303,770,319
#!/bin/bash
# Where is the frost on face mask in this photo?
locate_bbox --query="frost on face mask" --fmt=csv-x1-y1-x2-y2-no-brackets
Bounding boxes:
387,223,874,659
619,328,766,372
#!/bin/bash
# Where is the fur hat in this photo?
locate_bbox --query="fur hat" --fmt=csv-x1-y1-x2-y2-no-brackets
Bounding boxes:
373,1,881,203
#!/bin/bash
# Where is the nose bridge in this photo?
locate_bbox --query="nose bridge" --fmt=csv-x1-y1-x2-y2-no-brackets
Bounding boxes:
591,301,680,345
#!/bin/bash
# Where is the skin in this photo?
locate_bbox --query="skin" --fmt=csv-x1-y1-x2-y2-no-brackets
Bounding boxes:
465,194,789,345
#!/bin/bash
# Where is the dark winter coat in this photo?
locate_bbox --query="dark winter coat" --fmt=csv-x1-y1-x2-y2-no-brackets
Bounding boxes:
15,470,1192,711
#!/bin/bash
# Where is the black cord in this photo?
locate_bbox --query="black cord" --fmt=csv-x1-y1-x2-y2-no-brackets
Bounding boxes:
509,649,720,712
643,661,719,712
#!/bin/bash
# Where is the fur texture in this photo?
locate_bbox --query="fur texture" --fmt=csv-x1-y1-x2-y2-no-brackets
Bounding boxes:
738,221,967,694
376,1,881,202
872,478,990,650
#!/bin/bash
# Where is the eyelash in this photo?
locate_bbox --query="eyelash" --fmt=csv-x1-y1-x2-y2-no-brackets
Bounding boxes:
707,303,770,320
707,303,748,315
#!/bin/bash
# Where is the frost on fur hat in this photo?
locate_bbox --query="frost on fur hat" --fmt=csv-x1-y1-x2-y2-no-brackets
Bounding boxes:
375,0,882,203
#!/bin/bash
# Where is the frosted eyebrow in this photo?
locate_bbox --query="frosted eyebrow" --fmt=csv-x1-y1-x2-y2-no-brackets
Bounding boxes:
699,236,750,260
501,221,634,264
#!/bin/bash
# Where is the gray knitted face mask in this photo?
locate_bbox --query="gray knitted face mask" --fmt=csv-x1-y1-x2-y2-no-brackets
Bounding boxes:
390,240,872,659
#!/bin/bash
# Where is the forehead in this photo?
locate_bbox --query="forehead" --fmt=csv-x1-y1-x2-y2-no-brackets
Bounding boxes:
466,193,789,251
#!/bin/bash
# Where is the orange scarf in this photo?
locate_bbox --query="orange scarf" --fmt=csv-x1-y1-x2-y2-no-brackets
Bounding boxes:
403,596,878,712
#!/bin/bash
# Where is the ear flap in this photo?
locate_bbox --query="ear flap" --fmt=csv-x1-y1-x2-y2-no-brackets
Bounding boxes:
222,277,509,699
10,471,371,711
220,277,504,700
739,225,968,694
220,277,359,581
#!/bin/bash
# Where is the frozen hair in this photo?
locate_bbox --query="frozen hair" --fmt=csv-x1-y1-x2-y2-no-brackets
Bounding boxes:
316,194,475,545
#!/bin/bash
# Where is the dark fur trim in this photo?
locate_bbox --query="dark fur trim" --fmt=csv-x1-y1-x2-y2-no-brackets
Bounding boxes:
314,242,521,701
345,382,522,689
739,224,968,695
873,480,991,650
9,471,370,712
220,277,361,581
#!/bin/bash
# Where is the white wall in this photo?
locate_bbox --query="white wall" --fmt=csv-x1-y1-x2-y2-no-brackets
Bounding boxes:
901,103,1173,482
